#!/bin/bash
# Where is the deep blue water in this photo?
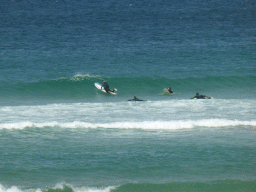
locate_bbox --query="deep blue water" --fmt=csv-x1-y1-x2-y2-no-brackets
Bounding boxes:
1,0,256,82
0,0,255,191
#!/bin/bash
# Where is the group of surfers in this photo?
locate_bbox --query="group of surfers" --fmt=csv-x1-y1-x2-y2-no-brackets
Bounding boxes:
101,80,213,101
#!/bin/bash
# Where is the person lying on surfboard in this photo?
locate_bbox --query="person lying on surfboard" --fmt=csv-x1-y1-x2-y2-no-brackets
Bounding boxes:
127,96,145,101
101,81,117,93
191,92,213,99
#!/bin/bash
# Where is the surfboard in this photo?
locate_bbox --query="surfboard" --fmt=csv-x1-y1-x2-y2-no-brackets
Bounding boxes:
163,88,172,95
94,82,117,95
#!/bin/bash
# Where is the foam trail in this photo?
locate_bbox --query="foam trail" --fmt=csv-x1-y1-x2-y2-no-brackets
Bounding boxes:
53,183,116,192
0,184,116,192
0,119,255,130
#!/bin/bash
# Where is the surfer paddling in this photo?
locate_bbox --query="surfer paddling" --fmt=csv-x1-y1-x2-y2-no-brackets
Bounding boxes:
191,93,213,99
127,96,145,101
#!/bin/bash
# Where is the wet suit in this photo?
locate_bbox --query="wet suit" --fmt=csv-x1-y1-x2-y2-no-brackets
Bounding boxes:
191,93,211,99
168,87,173,94
127,97,145,101
102,82,115,93
192,95,207,99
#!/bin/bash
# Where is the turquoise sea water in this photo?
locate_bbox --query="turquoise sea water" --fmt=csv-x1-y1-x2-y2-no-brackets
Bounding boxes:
1,0,256,191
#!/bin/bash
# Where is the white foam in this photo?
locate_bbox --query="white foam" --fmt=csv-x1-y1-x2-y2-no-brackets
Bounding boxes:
52,183,115,192
0,119,255,130
71,73,101,81
56,73,101,82
73,186,115,192
0,185,22,192
1,99,255,130
0,183,115,192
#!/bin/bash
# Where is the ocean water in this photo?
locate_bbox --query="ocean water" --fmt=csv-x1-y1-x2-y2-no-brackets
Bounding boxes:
0,0,256,192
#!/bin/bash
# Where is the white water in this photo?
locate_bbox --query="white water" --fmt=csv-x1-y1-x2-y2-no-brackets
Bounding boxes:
1,99,255,130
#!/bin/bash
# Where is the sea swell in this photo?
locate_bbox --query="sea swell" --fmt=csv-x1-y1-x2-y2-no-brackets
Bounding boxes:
0,75,255,101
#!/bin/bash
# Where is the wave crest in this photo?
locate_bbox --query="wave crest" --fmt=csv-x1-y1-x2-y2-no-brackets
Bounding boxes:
1,119,255,130
0,183,115,192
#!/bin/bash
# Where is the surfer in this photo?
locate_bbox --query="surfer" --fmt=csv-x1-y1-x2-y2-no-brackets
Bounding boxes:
127,96,145,101
191,93,213,99
101,81,117,93
168,87,173,94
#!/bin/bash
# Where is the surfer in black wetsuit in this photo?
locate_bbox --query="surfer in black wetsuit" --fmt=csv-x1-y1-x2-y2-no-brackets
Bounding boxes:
102,81,117,93
127,96,145,101
168,87,173,94
191,93,213,99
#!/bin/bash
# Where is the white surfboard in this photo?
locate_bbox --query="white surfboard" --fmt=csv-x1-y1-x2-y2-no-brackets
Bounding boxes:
94,82,117,95
163,88,172,95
